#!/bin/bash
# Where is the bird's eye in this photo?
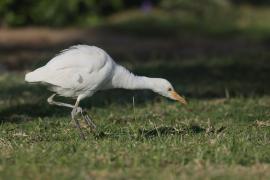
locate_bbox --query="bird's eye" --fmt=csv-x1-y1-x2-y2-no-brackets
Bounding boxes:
168,88,172,91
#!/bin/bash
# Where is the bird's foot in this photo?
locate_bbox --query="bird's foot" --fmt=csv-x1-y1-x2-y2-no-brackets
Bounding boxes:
81,110,97,132
71,107,97,139
71,108,86,140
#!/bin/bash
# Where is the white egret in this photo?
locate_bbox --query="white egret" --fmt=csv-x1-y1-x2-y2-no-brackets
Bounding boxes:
25,45,187,139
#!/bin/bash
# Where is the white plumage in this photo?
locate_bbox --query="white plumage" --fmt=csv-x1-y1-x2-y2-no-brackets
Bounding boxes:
25,45,186,139
25,45,113,98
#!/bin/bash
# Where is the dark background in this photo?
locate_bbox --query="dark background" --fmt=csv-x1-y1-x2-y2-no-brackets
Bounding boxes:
0,0,269,100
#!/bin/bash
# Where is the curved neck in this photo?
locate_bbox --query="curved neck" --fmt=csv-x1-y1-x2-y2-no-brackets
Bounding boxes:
110,65,155,90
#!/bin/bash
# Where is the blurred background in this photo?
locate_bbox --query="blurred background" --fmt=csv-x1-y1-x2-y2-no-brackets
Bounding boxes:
0,0,269,102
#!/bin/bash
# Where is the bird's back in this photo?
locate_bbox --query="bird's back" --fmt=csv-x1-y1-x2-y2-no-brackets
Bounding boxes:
46,45,108,71
25,45,115,97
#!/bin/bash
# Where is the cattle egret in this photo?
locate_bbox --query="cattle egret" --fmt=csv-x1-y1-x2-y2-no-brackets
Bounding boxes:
25,45,187,139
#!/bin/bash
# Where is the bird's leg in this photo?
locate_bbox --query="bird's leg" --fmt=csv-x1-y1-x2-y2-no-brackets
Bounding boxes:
47,94,85,140
73,106,96,132
71,98,85,140
71,108,85,140
81,110,96,131
47,94,75,109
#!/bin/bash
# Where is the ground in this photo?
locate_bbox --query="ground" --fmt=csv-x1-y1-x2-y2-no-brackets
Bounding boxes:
0,56,269,179
0,7,270,180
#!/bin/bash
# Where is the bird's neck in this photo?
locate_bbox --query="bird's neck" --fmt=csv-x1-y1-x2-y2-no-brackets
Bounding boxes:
110,65,155,90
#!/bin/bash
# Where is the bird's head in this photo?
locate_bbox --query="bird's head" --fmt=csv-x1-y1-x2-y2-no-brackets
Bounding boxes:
151,78,187,105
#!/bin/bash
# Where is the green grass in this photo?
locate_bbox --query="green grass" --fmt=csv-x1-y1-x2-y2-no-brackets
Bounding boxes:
106,6,270,40
0,55,270,179
1,3,270,179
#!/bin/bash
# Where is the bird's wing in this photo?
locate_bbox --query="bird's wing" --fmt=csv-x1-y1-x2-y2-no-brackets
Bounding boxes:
26,45,114,90
46,45,108,73
44,65,112,90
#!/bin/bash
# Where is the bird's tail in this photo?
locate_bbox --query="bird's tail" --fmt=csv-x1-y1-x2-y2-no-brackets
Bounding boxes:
25,71,38,83
25,67,47,83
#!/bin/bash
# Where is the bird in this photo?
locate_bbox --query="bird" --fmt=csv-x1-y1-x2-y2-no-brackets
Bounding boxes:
25,45,187,139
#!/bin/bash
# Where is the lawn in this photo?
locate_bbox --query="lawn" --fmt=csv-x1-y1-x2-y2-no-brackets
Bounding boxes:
0,4,270,179
0,53,269,179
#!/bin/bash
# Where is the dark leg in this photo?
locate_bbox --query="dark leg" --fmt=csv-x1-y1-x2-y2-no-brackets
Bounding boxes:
47,94,87,139
81,110,96,131
71,107,85,140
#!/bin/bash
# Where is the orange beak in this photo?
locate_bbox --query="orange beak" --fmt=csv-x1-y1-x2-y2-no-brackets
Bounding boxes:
171,91,187,105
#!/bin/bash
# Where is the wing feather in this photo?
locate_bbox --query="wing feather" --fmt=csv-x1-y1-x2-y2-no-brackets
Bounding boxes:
25,45,115,95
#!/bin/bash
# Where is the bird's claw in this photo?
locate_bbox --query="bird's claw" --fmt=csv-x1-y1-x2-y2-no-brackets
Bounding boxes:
71,115,86,140
71,107,97,139
81,110,97,132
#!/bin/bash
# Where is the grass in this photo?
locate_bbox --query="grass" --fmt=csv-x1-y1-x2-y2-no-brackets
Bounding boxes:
106,6,270,40
1,4,270,178
0,55,270,179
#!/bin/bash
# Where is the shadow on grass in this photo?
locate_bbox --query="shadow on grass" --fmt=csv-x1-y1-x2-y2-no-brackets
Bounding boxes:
133,60,270,97
0,57,269,123
137,125,205,138
0,103,71,123
94,125,226,139
0,81,158,123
